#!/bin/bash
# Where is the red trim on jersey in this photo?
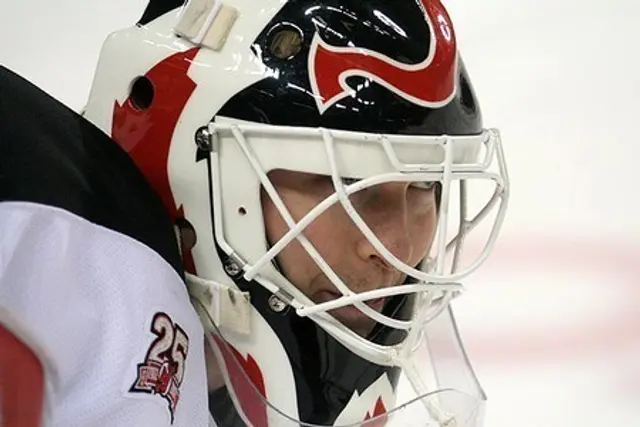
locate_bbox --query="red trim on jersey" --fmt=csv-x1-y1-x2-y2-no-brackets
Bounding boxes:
0,323,45,427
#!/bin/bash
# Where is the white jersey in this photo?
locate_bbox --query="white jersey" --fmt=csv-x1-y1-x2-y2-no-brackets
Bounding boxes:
0,66,213,426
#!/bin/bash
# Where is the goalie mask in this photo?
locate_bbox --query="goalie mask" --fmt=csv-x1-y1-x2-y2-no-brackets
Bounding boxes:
83,0,509,425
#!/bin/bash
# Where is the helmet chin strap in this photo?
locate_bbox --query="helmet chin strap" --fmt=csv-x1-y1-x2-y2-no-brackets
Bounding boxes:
174,222,254,336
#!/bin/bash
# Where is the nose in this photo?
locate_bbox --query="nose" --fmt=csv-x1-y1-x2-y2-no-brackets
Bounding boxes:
354,184,414,272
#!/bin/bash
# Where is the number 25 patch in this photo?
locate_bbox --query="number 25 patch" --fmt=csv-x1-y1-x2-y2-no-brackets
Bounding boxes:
130,312,189,423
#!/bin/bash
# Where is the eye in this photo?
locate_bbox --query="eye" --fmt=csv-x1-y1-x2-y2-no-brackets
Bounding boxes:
340,177,361,186
410,181,437,191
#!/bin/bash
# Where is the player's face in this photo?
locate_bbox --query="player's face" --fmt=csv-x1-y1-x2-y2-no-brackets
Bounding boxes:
261,170,439,336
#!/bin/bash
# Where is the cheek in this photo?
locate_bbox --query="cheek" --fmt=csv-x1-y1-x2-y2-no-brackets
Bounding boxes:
261,188,332,280
262,187,324,238
261,189,310,286
301,205,351,255
263,188,351,264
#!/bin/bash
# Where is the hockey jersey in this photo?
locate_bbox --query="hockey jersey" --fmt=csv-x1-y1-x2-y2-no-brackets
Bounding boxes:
0,66,210,426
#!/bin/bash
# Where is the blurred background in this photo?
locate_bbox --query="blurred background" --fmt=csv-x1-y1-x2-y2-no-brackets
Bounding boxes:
1,0,638,426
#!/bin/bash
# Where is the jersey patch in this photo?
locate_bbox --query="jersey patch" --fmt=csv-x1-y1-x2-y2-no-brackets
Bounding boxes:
129,312,190,423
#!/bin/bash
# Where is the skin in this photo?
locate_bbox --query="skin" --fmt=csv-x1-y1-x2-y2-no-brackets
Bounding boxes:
261,170,439,337
200,170,439,391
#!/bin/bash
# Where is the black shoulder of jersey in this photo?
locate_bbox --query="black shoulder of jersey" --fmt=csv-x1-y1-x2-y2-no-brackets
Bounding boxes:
0,66,184,279
138,0,184,25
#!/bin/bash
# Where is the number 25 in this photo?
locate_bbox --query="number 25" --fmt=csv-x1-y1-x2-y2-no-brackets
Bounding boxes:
148,312,189,386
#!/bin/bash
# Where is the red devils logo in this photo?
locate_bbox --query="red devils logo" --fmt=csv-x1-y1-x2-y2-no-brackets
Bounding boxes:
309,0,457,114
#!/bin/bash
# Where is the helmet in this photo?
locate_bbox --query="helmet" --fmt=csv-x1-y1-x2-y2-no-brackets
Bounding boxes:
84,0,509,425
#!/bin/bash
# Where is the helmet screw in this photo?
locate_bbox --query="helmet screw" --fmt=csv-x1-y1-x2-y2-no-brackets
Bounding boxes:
268,295,287,313
224,260,241,276
195,126,213,151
